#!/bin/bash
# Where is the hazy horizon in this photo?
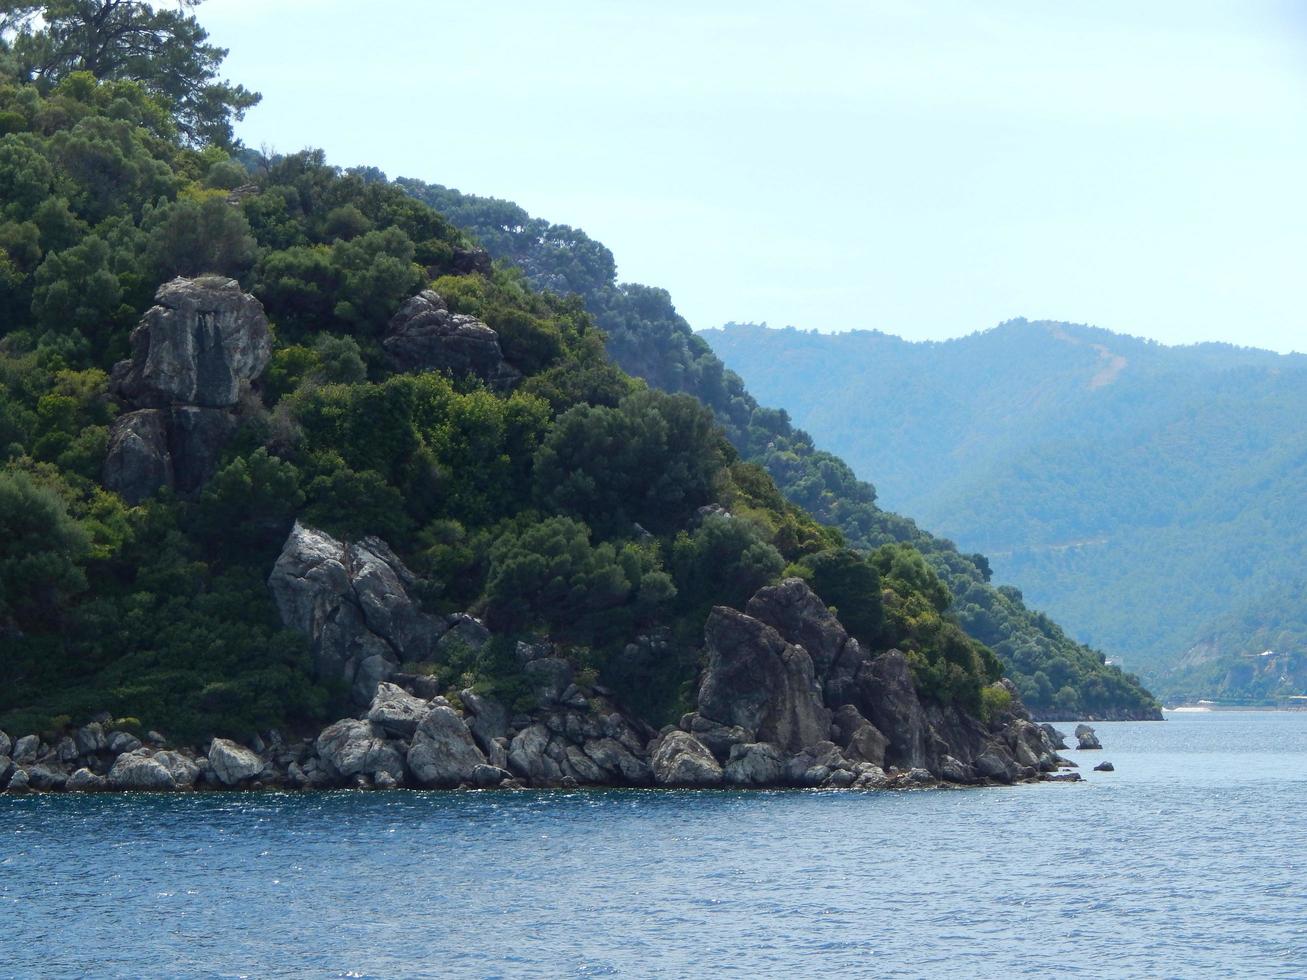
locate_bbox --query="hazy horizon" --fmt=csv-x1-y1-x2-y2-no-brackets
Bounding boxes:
205,0,1307,353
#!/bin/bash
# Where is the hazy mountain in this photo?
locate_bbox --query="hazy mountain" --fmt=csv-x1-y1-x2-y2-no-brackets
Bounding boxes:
701,320,1307,698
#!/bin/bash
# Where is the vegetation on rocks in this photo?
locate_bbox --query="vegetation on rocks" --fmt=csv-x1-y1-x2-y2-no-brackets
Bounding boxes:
0,2,1025,745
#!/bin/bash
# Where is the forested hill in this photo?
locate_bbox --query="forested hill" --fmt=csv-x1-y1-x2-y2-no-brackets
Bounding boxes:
396,183,1159,719
701,321,1307,700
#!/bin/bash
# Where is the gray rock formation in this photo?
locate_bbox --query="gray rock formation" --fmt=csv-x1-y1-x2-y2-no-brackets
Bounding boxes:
1094,761,1115,772
723,742,785,786
268,523,446,704
104,276,271,502
651,731,723,787
696,606,831,753
1040,723,1070,749
367,683,430,738
108,749,181,790
407,705,490,787
207,738,264,786
383,290,521,390
316,719,405,781
110,276,271,409
66,768,105,792
1075,724,1103,750
12,735,39,765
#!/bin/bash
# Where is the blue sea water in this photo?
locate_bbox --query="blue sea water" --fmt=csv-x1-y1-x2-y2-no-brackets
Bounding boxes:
2,711,1305,979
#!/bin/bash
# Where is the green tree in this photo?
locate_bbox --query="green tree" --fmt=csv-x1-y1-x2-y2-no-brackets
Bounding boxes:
4,0,260,145
0,467,89,629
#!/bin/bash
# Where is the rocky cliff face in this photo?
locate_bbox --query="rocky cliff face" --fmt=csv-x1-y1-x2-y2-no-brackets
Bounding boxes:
268,523,465,706
103,276,272,504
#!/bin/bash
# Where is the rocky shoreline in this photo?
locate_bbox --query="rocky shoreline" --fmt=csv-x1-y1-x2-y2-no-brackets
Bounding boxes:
2,576,1090,796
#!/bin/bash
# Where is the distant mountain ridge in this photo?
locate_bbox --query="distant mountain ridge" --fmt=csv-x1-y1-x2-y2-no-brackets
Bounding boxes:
701,319,1307,698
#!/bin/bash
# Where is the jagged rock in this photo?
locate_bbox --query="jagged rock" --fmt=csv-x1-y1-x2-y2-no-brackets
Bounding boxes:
12,735,39,765
852,763,889,789
102,409,172,504
268,523,444,705
208,739,264,786
563,745,606,784
831,704,889,768
26,765,67,791
784,741,850,787
6,768,29,792
438,614,491,657
904,768,937,787
1075,724,1103,750
55,737,78,763
109,750,179,790
110,276,272,409
581,737,651,785
367,683,431,738
524,657,573,707
686,715,751,760
0,731,9,757
66,768,106,792
469,764,510,788
938,755,977,784
450,246,492,276
745,578,850,680
856,651,932,771
383,290,520,390
1094,761,1115,772
698,607,831,753
651,731,723,787
106,731,142,756
973,744,1018,784
74,723,106,756
154,751,199,788
315,719,404,780
407,705,488,787
460,690,510,754
723,742,785,786
507,724,562,783
0,755,13,786
1040,723,1069,750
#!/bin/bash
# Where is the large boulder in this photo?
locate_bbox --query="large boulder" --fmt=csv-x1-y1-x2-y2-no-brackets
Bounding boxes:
11,735,39,765
507,724,562,784
268,523,445,705
406,705,490,787
651,731,723,787
581,737,652,785
697,607,831,753
383,290,521,391
723,742,785,786
102,409,173,505
207,738,264,786
110,276,272,409
316,719,404,781
108,749,180,790
367,683,431,738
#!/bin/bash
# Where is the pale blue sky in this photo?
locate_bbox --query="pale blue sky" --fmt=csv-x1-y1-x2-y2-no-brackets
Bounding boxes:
204,1,1306,352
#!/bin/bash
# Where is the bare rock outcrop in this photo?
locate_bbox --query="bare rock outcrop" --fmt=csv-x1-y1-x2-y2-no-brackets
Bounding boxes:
382,290,520,390
268,523,447,705
104,276,271,503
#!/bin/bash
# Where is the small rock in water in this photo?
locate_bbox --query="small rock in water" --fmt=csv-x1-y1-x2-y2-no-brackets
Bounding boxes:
1094,761,1115,772
1074,724,1102,750
1045,771,1083,782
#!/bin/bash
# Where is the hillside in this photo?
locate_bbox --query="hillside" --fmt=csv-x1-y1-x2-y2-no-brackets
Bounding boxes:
0,2,1047,773
701,321,1307,698
394,186,1159,719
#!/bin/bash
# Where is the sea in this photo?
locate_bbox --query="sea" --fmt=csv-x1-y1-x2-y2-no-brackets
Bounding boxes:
2,711,1304,978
